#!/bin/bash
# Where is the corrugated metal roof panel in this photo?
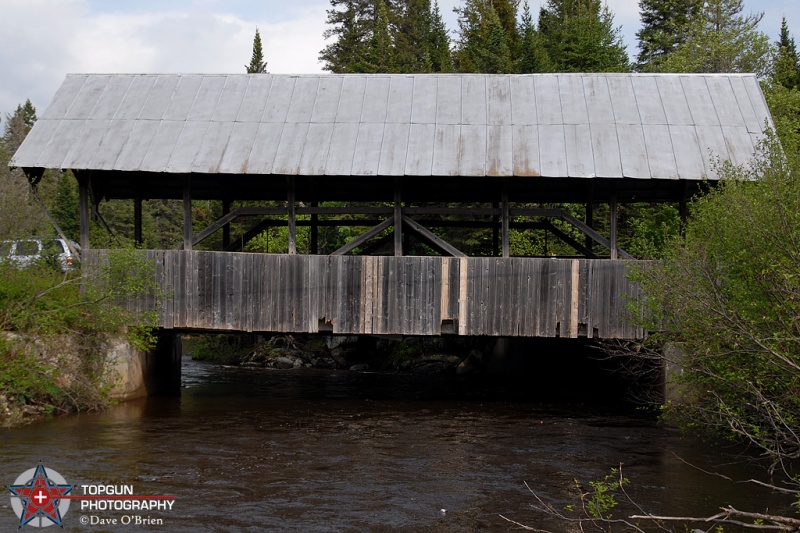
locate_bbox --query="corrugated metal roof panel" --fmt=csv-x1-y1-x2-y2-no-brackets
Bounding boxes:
12,73,774,181
349,122,383,176
114,76,156,120
39,75,87,120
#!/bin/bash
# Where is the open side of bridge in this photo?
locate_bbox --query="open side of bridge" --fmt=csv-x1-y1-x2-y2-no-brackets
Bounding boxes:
88,250,647,339
11,73,774,346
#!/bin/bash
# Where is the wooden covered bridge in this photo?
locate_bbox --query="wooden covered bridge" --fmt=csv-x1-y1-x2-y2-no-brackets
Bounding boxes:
11,73,773,340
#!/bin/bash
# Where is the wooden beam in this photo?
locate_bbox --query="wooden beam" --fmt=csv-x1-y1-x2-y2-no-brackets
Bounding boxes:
559,210,633,260
585,201,594,257
331,217,395,256
287,177,296,255
310,200,319,254
182,177,192,251
394,180,402,257
78,174,90,251
543,221,594,258
493,201,500,256
222,198,231,249
501,181,509,258
610,193,618,260
402,215,466,257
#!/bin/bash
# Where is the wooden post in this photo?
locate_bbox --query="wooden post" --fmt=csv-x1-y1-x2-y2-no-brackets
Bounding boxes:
585,202,593,257
394,179,402,257
222,197,231,249
134,193,143,246
183,177,192,251
609,193,618,260
287,177,297,254
78,173,90,251
501,181,509,258
492,201,500,257
310,200,319,255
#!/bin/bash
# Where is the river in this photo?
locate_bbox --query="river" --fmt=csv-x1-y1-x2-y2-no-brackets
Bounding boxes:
1,357,794,532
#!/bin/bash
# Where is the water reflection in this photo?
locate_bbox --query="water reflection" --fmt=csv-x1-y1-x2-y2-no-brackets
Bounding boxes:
0,358,793,532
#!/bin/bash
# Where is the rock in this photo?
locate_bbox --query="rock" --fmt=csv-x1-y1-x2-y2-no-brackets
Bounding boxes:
349,364,370,372
326,335,359,351
273,357,296,369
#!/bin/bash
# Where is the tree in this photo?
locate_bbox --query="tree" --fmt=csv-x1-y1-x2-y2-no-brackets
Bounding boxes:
623,77,800,469
427,0,454,72
245,28,268,74
517,1,551,73
774,17,800,90
360,0,395,72
0,101,50,240
319,0,375,72
635,0,702,71
537,0,630,72
454,0,516,73
656,0,771,76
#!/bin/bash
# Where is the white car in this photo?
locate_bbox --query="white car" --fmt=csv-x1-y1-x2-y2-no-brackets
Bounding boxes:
0,237,81,272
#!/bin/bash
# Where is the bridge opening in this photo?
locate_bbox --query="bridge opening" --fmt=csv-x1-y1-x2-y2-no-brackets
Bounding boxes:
176,333,662,408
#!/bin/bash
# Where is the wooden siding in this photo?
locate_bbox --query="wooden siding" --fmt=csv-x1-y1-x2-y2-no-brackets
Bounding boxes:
87,250,647,339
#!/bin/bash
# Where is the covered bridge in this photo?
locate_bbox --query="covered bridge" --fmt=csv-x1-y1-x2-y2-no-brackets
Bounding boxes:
10,73,774,339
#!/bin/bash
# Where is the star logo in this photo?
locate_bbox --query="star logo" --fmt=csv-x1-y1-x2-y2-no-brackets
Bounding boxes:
8,464,72,528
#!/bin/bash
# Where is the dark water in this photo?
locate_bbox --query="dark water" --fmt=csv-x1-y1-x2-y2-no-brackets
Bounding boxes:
0,358,794,532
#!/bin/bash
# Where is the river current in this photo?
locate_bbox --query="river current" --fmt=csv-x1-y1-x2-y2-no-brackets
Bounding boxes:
1,357,794,532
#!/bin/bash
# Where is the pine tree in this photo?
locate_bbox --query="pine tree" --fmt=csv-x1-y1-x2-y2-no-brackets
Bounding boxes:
0,101,49,239
635,0,702,71
428,0,454,72
657,0,770,75
538,0,630,72
319,0,375,72
517,1,551,73
245,28,268,73
774,17,800,90
361,0,395,72
393,0,434,72
454,0,515,73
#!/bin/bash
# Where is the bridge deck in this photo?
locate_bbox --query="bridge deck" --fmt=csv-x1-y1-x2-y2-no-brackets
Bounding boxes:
91,251,648,339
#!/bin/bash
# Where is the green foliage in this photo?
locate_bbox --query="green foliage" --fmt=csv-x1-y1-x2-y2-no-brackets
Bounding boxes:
566,467,628,520
633,136,800,464
0,247,163,421
455,0,517,73
537,0,630,72
191,334,255,364
635,0,702,71
774,18,800,90
653,0,772,76
245,27,268,74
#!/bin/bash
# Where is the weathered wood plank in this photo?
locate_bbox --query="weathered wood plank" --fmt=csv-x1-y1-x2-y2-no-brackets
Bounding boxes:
115,251,646,340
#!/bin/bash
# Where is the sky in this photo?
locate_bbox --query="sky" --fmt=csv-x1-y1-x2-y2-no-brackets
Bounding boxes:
1,0,798,121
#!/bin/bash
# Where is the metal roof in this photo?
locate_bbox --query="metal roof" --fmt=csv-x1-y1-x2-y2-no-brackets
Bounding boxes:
11,73,773,180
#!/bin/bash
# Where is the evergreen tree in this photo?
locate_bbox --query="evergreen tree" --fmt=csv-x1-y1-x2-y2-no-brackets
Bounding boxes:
774,17,800,90
51,173,80,241
537,0,630,72
428,0,454,72
319,0,375,72
635,0,702,71
393,0,435,72
245,28,268,73
454,0,515,73
361,0,395,72
517,1,551,73
0,101,50,239
657,0,771,76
